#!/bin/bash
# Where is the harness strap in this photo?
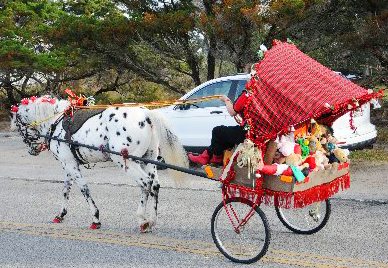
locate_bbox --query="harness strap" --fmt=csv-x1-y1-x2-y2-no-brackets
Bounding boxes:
70,145,88,165
45,114,88,165
45,114,65,150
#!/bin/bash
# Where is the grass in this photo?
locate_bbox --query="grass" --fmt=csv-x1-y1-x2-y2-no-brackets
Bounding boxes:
349,149,388,162
348,126,388,163
375,126,388,143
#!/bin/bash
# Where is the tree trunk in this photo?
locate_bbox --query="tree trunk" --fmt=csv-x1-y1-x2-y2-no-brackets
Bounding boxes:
182,35,201,86
4,84,17,108
207,35,216,80
203,0,217,81
235,61,244,73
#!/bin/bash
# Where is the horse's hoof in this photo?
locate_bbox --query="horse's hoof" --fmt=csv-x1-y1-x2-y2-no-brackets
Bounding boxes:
90,222,101,229
140,222,150,233
52,217,62,223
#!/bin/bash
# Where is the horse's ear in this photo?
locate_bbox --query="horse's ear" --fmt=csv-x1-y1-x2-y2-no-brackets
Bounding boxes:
9,110,17,131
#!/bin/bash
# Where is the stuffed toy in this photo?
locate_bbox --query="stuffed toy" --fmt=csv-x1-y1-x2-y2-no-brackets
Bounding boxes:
275,135,296,157
324,134,339,154
308,136,326,154
308,139,317,154
328,148,349,164
311,122,331,138
314,150,331,170
303,155,316,170
273,151,286,164
285,153,309,182
296,139,309,158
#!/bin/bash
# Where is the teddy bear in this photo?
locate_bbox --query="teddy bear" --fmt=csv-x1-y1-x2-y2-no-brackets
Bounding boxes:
328,148,349,164
314,150,331,171
285,153,309,170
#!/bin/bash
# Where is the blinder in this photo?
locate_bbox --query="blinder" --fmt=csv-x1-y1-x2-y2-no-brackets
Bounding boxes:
15,114,45,155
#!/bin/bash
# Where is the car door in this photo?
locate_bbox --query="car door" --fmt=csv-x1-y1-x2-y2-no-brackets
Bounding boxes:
164,80,238,149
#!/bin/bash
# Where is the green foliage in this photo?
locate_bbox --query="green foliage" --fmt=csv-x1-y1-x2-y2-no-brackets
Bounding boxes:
281,0,388,81
0,1,67,72
1,0,387,109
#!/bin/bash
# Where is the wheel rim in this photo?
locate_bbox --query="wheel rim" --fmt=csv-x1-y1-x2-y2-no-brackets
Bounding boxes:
277,201,329,233
213,200,269,262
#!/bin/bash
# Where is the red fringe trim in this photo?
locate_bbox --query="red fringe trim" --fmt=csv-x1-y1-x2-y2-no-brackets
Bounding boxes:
291,173,350,208
224,173,350,209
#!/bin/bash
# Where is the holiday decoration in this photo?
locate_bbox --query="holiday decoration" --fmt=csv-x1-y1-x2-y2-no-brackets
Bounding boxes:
242,41,382,145
219,40,383,208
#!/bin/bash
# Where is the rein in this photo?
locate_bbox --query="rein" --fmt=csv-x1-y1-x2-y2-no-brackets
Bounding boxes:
32,133,208,178
28,112,65,127
15,94,223,156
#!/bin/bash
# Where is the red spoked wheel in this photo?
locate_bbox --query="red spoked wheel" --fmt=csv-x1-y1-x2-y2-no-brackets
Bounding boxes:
211,197,271,264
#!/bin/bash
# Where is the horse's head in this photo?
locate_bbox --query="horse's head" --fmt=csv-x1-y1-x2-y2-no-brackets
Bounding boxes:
13,96,65,156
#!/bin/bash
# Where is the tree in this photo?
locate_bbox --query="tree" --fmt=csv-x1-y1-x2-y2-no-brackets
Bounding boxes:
4,0,385,109
275,0,388,80
0,0,68,106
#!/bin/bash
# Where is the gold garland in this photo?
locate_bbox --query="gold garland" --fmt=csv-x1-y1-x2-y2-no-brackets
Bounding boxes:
74,95,223,109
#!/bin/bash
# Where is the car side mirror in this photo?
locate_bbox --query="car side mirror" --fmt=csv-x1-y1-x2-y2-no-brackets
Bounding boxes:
178,104,190,110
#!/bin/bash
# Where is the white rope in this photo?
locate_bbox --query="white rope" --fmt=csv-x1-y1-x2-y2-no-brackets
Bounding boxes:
220,139,264,182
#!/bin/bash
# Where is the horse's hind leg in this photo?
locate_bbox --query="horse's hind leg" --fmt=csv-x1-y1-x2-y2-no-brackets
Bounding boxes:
144,163,160,230
116,159,154,232
53,173,73,223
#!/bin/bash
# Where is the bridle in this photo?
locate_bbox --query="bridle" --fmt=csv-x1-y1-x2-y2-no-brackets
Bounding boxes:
15,113,41,147
15,112,64,154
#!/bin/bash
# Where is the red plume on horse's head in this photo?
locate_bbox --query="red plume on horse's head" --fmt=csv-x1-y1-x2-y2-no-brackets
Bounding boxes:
11,106,18,113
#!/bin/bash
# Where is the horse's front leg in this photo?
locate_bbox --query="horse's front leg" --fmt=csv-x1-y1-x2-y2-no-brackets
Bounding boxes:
62,162,101,229
53,173,73,223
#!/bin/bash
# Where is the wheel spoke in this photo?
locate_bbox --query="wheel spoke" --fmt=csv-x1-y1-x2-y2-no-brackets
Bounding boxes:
275,199,331,235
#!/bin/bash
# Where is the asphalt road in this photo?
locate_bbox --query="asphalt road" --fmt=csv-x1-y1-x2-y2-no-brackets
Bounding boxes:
0,132,387,268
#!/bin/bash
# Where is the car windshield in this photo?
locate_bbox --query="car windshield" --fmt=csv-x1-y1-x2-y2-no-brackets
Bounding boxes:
187,80,233,108
234,80,248,101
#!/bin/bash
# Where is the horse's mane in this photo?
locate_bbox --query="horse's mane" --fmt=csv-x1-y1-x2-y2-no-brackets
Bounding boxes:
19,96,70,124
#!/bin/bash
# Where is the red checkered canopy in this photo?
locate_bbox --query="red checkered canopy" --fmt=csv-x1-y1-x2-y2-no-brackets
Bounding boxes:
244,42,378,144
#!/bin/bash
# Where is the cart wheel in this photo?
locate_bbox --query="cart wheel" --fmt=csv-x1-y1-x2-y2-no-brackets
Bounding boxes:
275,199,331,235
211,197,271,264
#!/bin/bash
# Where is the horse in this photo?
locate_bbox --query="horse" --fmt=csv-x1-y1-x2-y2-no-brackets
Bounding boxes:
10,96,188,232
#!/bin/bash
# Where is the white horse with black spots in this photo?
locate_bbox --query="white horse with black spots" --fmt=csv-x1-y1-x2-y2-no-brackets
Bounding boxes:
11,96,188,232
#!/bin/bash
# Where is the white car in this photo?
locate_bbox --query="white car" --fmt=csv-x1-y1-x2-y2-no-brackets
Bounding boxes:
159,74,377,153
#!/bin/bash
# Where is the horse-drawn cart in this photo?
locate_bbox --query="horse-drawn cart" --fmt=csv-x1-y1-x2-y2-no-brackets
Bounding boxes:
200,40,381,263
11,40,382,264
206,144,349,263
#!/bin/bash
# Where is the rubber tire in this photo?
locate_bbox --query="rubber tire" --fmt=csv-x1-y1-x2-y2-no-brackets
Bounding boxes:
275,199,331,235
211,198,271,264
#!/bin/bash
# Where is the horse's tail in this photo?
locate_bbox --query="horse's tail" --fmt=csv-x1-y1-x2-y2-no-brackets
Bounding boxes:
146,109,189,184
